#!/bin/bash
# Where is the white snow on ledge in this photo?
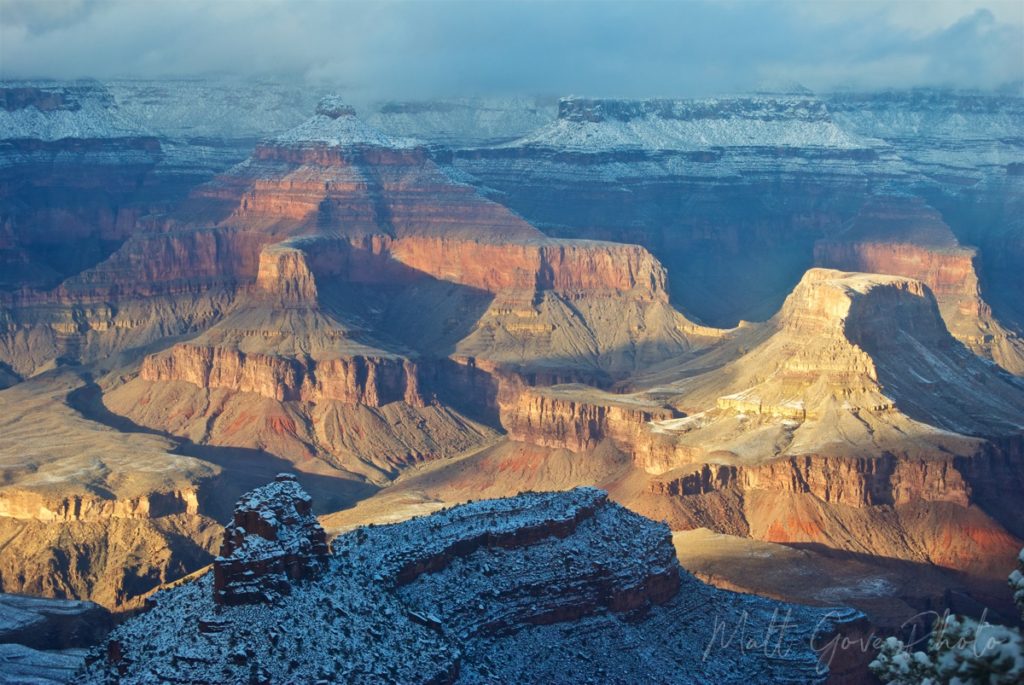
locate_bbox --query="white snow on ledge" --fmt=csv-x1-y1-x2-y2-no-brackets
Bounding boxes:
515,114,877,152
0,99,145,141
272,112,419,149
505,95,891,152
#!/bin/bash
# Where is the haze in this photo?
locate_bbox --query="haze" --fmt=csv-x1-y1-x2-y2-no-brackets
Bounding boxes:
1,0,1022,98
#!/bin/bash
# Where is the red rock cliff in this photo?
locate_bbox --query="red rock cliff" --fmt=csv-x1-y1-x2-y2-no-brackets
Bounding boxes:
141,344,424,406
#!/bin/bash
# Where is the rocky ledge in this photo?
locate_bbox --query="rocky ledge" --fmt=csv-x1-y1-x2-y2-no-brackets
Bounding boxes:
0,593,112,685
82,481,862,684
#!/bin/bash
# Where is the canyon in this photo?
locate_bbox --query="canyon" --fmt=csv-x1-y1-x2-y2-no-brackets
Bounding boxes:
1,81,1022,682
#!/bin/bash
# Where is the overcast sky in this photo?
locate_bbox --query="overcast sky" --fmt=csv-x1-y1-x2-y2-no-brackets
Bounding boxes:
1,0,1021,98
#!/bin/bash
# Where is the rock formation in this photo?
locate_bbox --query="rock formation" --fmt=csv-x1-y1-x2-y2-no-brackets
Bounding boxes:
84,99,710,486
0,593,111,652
0,588,111,684
0,374,223,610
815,196,1024,373
213,474,329,605
82,486,863,684
449,91,1024,335
2,85,1023,674
500,382,679,452
492,269,1024,583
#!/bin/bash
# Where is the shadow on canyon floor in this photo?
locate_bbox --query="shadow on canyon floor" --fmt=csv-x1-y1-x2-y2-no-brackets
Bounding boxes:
783,542,1021,628
66,378,378,523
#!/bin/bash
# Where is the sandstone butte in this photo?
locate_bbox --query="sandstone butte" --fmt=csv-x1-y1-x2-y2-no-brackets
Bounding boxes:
815,195,1024,374
493,269,1024,588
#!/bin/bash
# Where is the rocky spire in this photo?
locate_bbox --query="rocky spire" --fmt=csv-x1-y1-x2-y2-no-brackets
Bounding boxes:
212,474,329,605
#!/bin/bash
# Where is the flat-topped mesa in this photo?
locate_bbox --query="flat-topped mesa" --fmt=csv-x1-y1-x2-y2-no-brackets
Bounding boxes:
518,95,867,152
699,268,929,420
771,268,948,387
778,267,936,336
388,235,669,300
213,474,329,605
254,242,318,302
708,269,983,426
556,95,834,124
253,228,669,303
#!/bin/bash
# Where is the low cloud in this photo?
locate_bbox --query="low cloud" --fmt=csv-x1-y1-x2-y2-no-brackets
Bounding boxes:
1,0,1020,98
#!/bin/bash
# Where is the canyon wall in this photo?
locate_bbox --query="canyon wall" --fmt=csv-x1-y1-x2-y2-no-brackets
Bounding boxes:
647,454,974,510
141,344,424,406
256,232,668,301
814,197,1024,373
0,487,200,523
500,385,678,452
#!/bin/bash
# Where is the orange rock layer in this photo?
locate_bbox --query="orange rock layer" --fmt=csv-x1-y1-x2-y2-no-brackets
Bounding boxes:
141,344,424,406
500,385,678,452
647,455,973,509
0,487,201,522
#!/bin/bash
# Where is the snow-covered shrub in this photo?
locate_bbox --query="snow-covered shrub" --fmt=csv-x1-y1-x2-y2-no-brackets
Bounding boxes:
1010,549,1024,618
871,547,1024,684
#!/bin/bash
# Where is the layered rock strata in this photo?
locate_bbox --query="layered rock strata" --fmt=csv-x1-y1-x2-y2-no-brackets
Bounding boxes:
141,343,423,406
0,96,698,381
501,268,1024,473
449,91,1024,334
500,383,679,452
83,486,861,684
815,197,1024,373
96,101,709,490
0,374,223,610
493,269,1024,578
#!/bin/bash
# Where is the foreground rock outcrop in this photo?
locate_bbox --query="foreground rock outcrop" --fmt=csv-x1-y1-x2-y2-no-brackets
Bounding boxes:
213,474,329,605
81,485,863,684
0,593,112,685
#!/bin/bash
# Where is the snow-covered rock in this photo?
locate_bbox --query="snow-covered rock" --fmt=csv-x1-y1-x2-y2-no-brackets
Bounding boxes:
81,484,863,684
273,97,417,149
366,96,558,146
0,593,111,685
213,473,329,606
512,96,878,152
0,82,145,141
